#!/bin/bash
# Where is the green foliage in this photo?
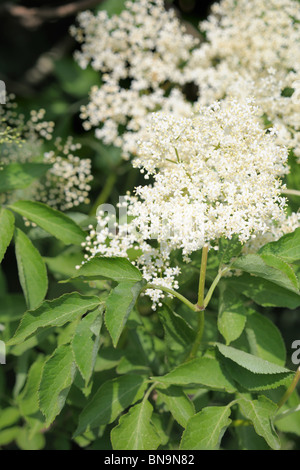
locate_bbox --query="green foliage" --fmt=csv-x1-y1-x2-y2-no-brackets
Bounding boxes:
0,163,52,193
71,307,103,385
218,285,247,344
105,280,146,347
74,375,148,437
259,227,300,263
39,344,77,426
2,187,300,452
14,228,48,310
7,293,101,346
156,385,195,428
153,355,237,393
0,208,14,263
1,1,300,451
180,405,232,450
111,400,161,450
233,253,299,293
237,396,280,450
218,235,243,265
73,257,143,283
9,201,87,246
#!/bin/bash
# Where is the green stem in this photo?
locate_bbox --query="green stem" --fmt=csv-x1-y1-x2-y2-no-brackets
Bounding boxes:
197,244,209,309
275,405,300,422
146,283,198,312
281,188,300,197
144,381,158,402
277,367,300,410
185,310,205,361
185,246,209,361
203,267,230,309
89,173,117,216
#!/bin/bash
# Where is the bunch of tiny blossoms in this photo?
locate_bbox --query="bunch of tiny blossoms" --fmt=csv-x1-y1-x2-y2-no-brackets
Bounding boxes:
186,0,300,159
81,99,289,308
0,97,93,211
70,0,198,159
72,0,300,162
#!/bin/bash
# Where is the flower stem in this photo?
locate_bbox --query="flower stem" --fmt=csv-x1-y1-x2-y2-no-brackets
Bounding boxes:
281,188,300,197
89,172,117,216
185,245,209,361
277,366,300,410
197,244,209,309
203,267,230,309
185,310,205,361
146,283,198,312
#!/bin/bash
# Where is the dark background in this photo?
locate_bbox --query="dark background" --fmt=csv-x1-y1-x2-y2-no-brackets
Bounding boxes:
0,0,216,97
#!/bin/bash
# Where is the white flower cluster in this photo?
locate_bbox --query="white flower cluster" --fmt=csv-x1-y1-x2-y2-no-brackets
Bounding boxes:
0,97,93,211
82,99,289,306
73,0,300,161
35,137,93,211
74,0,300,307
187,0,300,158
70,0,198,158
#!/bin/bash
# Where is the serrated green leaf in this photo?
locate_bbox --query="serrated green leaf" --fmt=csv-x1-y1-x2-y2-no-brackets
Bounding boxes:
72,257,143,283
246,312,286,366
74,375,148,437
39,345,76,426
229,273,300,308
0,208,14,263
156,385,195,428
152,356,236,393
180,405,232,450
111,400,161,450
15,228,48,310
7,293,100,346
151,413,170,446
105,280,146,347
221,359,293,391
157,304,195,352
216,343,290,374
71,307,103,384
17,357,44,420
238,396,280,449
9,200,86,245
218,285,247,344
0,162,51,192
261,253,299,288
233,254,299,293
259,228,300,263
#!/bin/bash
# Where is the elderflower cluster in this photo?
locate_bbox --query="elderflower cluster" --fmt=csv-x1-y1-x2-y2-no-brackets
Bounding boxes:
71,0,198,159
186,0,300,157
0,97,93,211
35,137,93,211
72,0,300,161
82,100,289,307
